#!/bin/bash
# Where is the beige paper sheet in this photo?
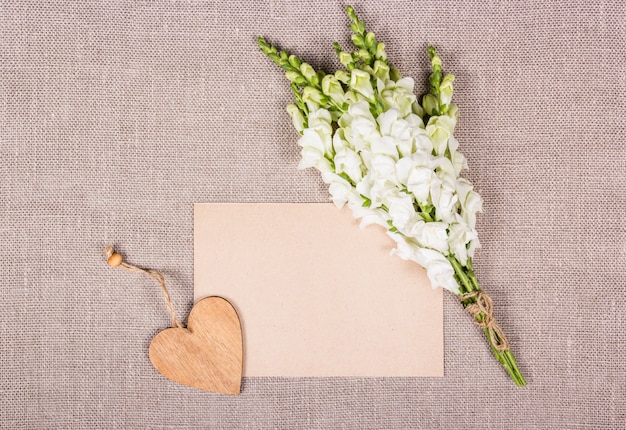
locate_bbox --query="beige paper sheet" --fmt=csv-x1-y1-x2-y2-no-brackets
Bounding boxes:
194,203,443,377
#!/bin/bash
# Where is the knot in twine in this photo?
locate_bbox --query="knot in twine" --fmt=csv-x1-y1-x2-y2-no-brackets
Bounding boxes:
460,290,509,352
104,246,183,329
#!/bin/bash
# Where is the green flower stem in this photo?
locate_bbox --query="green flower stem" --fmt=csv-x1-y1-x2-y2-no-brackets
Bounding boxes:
447,256,474,293
450,257,527,386
467,268,480,291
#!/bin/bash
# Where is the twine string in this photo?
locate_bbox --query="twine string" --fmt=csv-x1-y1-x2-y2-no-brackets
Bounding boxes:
460,290,509,352
104,246,183,329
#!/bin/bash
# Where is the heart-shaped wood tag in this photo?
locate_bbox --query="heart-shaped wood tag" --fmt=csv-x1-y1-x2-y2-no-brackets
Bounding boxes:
148,296,243,395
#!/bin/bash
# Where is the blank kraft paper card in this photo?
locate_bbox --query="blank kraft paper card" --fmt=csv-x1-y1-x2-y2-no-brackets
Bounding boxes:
194,203,443,377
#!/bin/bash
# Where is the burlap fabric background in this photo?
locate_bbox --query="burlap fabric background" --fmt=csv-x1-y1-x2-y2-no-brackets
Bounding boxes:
1,1,624,428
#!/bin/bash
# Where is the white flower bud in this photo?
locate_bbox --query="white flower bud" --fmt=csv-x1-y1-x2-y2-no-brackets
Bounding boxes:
285,71,306,86
321,75,346,105
373,60,390,81
286,104,306,133
339,52,354,67
335,70,350,84
349,69,375,101
439,74,454,111
302,87,327,105
299,63,317,82
426,115,457,155
375,42,387,61
422,94,439,116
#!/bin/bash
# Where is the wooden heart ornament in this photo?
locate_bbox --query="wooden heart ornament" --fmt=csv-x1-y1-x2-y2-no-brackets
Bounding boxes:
148,296,243,395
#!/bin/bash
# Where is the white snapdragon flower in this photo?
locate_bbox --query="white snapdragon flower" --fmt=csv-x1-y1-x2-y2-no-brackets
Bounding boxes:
456,178,483,229
448,221,477,265
432,155,457,186
342,90,361,106
408,220,449,254
297,108,334,172
452,156,468,177
430,181,458,223
373,60,390,81
426,114,457,155
396,153,437,205
417,248,459,294
385,191,415,231
370,136,399,158
467,235,481,260
378,77,417,117
447,132,459,152
332,129,349,151
334,146,363,182
356,174,394,210
388,233,458,294
445,135,468,175
452,151,468,175
347,102,380,152
389,121,413,157
388,232,420,261
307,109,333,154
376,109,415,157
358,155,402,210
368,154,398,182
412,128,434,153
376,108,400,135
322,171,359,208
297,128,326,170
348,200,390,229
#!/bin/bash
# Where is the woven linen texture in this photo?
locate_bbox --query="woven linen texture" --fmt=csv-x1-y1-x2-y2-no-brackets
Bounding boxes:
1,1,624,428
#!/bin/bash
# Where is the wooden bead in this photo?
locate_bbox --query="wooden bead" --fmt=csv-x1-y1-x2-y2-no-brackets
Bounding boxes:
107,252,123,268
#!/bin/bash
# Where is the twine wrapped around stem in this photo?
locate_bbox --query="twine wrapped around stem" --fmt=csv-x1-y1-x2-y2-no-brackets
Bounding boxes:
460,290,509,352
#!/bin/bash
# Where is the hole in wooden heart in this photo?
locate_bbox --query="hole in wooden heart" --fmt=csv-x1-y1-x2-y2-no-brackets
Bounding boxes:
148,296,243,395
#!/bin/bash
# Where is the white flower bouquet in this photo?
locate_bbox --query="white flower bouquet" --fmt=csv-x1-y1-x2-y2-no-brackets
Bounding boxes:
259,6,526,386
